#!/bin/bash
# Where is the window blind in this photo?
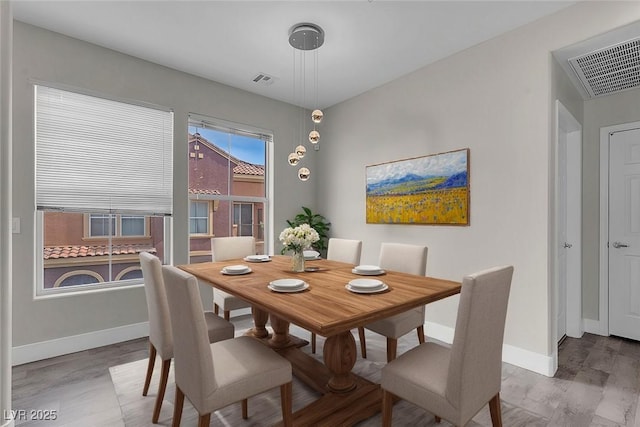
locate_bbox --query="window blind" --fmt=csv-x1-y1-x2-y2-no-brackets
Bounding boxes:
35,86,173,215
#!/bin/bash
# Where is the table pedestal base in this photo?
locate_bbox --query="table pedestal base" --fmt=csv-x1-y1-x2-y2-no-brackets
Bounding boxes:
252,309,381,425
274,346,382,427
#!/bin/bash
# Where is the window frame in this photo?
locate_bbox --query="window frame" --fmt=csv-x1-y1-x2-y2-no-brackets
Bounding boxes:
189,200,213,237
84,214,150,239
34,84,173,297
188,114,273,259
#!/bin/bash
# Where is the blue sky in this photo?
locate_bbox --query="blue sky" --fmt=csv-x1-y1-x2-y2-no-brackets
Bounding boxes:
189,126,265,166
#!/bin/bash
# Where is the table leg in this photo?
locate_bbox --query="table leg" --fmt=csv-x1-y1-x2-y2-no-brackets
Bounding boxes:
249,307,270,339
269,315,292,348
323,331,357,392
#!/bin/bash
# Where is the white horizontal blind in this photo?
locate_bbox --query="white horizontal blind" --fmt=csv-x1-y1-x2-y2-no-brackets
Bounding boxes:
36,86,173,215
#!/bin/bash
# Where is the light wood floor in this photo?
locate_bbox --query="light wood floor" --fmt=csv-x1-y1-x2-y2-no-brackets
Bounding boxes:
12,315,640,426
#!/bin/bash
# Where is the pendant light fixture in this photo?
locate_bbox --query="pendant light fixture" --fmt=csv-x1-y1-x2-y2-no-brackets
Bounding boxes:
287,22,324,181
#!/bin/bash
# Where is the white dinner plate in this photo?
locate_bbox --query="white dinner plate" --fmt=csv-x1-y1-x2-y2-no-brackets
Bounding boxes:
244,255,271,263
303,250,321,260
221,265,252,275
354,265,382,272
269,278,305,289
348,278,384,290
268,282,309,293
345,283,389,294
352,268,385,276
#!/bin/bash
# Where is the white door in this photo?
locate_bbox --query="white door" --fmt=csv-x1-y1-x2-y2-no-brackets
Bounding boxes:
557,127,568,341
609,127,640,340
556,101,582,341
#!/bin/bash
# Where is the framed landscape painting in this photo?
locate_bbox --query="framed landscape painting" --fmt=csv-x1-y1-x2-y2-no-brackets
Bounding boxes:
366,148,470,225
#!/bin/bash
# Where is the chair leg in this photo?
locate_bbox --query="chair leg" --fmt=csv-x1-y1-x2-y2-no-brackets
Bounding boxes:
489,393,503,427
142,342,156,396
435,415,442,423
382,389,394,427
417,325,425,344
224,310,230,321
152,358,171,423
197,413,211,427
386,337,398,362
311,332,316,354
172,386,185,427
358,327,367,358
242,398,248,419
281,381,293,427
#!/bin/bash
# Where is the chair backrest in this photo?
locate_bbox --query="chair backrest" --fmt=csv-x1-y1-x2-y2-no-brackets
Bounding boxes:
211,236,256,261
139,252,173,359
162,265,217,407
327,238,362,265
378,243,428,275
445,265,514,420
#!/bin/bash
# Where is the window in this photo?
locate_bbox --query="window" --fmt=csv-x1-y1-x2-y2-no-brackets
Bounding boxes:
35,85,173,294
188,115,270,262
88,214,147,237
190,201,210,235
234,203,253,236
90,214,115,237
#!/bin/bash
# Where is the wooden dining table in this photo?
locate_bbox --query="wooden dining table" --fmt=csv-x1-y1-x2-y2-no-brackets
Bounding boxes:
179,255,461,426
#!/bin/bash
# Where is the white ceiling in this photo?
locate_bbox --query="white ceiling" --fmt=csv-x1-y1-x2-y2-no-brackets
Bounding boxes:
12,1,574,109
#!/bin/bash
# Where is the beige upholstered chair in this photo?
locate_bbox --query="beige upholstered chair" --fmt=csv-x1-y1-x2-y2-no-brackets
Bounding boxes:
310,238,363,353
381,265,514,427
211,236,255,320
358,243,428,362
139,252,234,424
326,237,363,265
162,265,293,427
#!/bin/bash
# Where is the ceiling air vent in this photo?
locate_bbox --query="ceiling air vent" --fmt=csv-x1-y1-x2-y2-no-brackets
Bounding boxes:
568,37,640,98
251,72,277,86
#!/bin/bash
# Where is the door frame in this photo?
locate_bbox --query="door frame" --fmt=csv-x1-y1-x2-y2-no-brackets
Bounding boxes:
599,120,640,336
554,100,583,344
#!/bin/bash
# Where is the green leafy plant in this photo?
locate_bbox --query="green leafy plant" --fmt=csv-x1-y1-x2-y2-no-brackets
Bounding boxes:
286,206,331,254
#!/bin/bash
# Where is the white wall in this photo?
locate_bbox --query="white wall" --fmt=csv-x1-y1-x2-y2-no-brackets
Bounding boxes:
319,2,640,374
11,22,313,354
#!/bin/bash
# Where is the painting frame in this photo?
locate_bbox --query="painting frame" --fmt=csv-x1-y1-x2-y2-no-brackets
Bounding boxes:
365,148,470,226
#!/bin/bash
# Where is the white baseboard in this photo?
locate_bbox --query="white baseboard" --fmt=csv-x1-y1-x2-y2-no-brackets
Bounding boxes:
426,321,556,377
12,322,149,366
583,318,608,336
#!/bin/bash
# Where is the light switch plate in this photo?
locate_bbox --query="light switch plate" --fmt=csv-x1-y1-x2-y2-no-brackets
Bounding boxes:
12,218,20,234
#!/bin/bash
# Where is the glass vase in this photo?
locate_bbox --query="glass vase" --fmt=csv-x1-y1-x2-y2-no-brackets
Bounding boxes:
291,249,305,272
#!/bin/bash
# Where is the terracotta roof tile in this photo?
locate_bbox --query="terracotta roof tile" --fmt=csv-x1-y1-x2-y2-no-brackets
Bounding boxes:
44,244,156,260
233,162,264,176
188,188,221,195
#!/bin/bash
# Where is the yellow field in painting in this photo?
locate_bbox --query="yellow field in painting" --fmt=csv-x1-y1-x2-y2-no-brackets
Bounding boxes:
366,188,468,224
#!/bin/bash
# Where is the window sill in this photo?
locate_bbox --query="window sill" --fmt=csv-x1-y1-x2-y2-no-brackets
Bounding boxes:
34,281,144,300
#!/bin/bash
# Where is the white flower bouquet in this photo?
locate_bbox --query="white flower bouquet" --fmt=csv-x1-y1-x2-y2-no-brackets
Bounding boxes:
279,223,320,253
280,224,319,272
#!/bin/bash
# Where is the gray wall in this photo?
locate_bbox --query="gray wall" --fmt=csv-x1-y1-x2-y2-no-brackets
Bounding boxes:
318,2,640,358
582,87,640,320
12,22,314,346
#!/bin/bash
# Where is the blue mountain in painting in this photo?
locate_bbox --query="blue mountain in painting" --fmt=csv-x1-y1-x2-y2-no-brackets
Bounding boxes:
366,173,424,193
367,170,467,195
433,171,467,189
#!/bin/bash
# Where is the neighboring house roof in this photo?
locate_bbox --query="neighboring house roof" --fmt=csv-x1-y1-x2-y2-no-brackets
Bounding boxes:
44,244,156,260
188,188,221,196
233,162,264,176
